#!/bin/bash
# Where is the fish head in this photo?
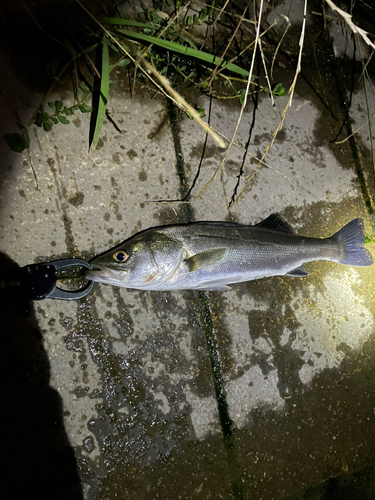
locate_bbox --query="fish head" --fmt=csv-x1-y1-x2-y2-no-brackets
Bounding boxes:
85,230,185,289
85,235,158,287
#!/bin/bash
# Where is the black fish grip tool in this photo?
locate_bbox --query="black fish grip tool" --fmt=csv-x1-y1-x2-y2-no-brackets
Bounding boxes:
0,259,94,300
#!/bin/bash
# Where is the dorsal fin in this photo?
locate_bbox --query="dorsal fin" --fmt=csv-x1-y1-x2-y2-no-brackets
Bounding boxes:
256,214,295,234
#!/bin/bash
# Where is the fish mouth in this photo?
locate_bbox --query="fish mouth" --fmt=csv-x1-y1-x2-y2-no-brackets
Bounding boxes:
84,265,105,282
85,265,128,284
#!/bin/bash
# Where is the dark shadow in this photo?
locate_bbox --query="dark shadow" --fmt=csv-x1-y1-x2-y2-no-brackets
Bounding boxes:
0,252,83,500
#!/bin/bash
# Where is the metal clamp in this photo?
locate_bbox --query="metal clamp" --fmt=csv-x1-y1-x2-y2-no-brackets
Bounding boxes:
21,259,94,300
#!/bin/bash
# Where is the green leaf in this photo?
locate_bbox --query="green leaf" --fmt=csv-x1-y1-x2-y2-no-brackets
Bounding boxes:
79,103,92,113
209,0,215,16
92,34,109,148
34,112,49,127
64,106,74,115
179,34,197,48
79,81,90,92
4,132,30,153
117,58,131,67
55,100,63,112
201,81,208,89
51,117,58,124
198,106,205,118
83,45,95,54
105,17,159,29
58,115,70,124
199,10,208,21
117,29,249,77
365,235,375,244
43,122,52,131
272,83,287,96
76,88,84,102
108,40,119,52
236,89,245,105
48,101,56,111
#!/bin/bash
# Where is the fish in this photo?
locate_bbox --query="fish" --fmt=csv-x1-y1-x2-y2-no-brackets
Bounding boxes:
85,214,373,291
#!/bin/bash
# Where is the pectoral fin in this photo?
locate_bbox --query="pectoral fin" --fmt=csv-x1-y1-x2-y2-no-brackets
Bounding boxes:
185,248,227,272
286,266,309,277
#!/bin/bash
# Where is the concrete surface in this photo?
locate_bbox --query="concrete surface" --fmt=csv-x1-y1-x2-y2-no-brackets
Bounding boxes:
1,1,375,499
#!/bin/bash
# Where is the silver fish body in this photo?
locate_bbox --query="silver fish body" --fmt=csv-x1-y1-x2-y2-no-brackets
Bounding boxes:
85,214,373,291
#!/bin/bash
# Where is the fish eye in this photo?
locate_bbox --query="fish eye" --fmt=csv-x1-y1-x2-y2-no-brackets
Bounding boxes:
113,250,128,263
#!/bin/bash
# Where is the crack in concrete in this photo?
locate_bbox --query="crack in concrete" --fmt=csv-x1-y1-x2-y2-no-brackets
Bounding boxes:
167,100,244,499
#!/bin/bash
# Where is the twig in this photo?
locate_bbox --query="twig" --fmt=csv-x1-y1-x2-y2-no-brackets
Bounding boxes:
213,0,230,26
200,21,277,89
234,0,308,204
270,14,291,79
75,0,225,148
230,83,259,205
200,1,255,26
183,97,213,200
359,43,375,176
141,2,190,58
26,147,40,191
141,57,225,148
208,2,250,87
324,0,375,51
334,112,375,145
217,0,264,187
347,278,373,302
331,42,357,143
24,58,75,135
257,34,274,107
180,1,265,208
75,0,179,105
21,0,67,49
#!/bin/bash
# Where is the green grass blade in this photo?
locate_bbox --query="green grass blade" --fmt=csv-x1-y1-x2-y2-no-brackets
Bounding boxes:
117,29,249,77
92,34,109,149
105,17,160,29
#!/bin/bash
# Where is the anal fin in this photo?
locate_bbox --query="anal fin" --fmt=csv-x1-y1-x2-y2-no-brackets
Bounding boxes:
193,285,232,291
190,274,244,291
286,266,309,278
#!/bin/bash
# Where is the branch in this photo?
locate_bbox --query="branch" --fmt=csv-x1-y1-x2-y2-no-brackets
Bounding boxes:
324,0,375,51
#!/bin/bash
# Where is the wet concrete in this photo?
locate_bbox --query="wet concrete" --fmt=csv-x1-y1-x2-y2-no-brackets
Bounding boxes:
1,1,375,499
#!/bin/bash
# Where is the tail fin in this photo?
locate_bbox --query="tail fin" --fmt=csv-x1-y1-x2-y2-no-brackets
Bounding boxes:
331,218,373,267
